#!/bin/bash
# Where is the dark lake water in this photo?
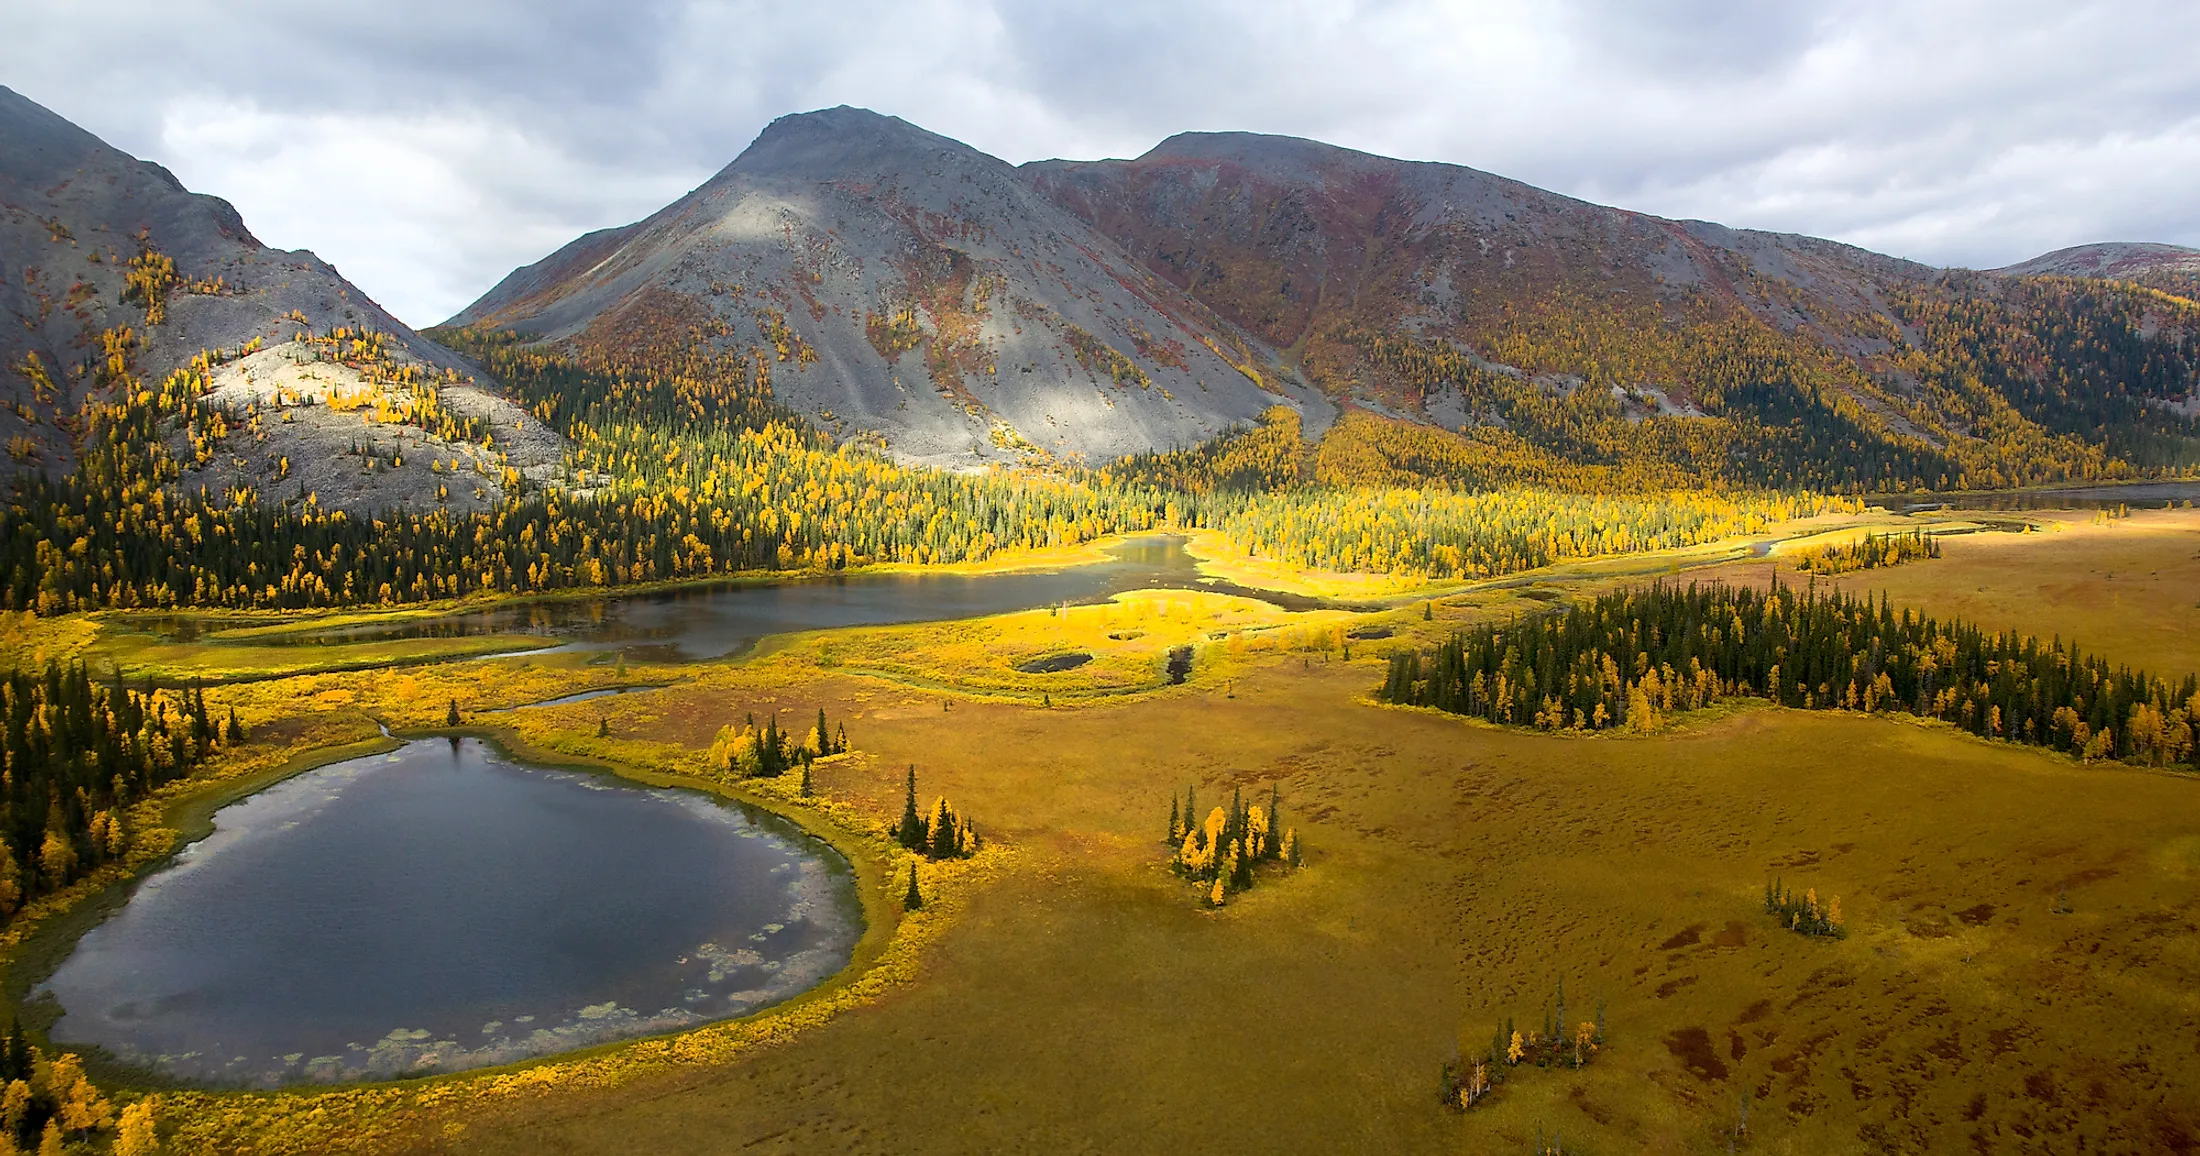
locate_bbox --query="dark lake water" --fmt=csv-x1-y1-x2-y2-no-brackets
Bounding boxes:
35,738,861,1087
1866,480,2200,513
257,535,1329,662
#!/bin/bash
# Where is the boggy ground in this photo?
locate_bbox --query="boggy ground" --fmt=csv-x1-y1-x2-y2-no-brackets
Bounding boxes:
374,634,2200,1152
9,511,2199,1154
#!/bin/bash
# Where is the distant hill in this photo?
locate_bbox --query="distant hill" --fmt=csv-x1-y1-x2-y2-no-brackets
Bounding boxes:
1028,130,2200,487
0,86,555,512
461,111,2200,489
1994,242,2200,300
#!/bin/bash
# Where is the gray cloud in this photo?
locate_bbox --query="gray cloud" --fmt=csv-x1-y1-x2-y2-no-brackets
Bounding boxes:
8,0,2197,325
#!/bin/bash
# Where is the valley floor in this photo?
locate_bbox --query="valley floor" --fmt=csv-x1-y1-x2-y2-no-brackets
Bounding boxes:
4,506,2197,1154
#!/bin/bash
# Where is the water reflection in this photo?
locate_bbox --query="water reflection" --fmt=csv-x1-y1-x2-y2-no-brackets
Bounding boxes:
36,738,861,1087
254,535,1330,662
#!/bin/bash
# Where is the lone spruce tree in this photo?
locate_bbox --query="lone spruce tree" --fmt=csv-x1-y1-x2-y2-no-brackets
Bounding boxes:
897,766,924,849
903,861,923,910
445,699,460,726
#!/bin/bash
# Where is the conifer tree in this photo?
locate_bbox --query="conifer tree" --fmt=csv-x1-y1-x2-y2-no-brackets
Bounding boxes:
596,717,609,737
898,766,923,848
903,861,923,911
445,699,461,726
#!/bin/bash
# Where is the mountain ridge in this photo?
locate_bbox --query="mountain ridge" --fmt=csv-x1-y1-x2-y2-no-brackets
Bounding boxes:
452,105,2200,488
0,85,557,512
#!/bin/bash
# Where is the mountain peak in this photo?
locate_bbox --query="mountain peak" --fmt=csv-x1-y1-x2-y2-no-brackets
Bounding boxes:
720,105,1003,183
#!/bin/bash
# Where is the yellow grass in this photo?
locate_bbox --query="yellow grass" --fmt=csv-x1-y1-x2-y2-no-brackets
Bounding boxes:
5,509,2198,1153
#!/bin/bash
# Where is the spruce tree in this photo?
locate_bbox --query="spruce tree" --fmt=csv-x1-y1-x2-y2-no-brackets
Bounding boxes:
903,861,923,910
445,699,461,726
597,716,609,737
816,707,830,754
799,759,813,797
225,706,245,744
898,766,923,849
760,715,783,777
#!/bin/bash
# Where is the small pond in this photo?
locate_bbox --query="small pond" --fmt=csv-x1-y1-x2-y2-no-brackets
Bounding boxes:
1015,653,1092,673
33,739,861,1087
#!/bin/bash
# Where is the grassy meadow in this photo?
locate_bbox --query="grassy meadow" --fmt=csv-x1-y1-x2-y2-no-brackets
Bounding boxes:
0,507,2195,1154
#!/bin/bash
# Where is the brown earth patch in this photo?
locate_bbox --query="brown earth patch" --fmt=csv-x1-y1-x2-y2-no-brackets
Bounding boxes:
1658,923,1704,950
1664,1027,1730,1082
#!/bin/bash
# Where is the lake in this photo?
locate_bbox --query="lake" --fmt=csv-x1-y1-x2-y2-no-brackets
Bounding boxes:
259,534,1331,662
35,738,861,1087
1866,479,2200,512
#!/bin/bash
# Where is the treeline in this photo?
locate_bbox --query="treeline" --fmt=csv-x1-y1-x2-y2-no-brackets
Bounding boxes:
1377,577,2200,766
0,663,229,919
1887,275,2200,475
1321,268,2200,493
2,321,1174,611
1791,530,1939,574
1197,487,1843,580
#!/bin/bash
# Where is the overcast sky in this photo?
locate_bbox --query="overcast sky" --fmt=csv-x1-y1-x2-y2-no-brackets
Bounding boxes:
9,0,2198,327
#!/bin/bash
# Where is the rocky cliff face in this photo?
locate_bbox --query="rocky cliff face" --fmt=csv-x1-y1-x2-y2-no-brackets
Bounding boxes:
0,86,556,511
450,107,1330,468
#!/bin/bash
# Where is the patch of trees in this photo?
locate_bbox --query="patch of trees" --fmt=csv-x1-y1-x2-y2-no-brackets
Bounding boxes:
892,767,976,860
1165,784,1299,906
0,1022,143,1154
1,663,227,922
1791,529,1939,574
1198,486,1840,580
1378,578,2200,767
708,708,844,779
1442,979,1605,1112
1765,879,1844,938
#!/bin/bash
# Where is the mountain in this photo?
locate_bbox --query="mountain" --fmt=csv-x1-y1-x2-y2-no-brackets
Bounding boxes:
461,110,2200,490
1027,131,2200,487
0,85,556,512
1994,242,2200,298
448,106,1329,468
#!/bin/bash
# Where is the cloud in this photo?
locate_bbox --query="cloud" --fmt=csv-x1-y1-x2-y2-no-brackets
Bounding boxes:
6,0,2198,324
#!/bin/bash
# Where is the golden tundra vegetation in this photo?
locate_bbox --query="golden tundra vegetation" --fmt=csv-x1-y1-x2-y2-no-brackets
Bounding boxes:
0,500,2194,1154
5,257,2200,1152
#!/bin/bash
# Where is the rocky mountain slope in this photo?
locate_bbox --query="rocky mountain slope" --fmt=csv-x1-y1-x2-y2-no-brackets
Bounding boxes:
1995,242,2200,298
0,86,556,513
449,107,1329,469
1027,131,2200,487
466,110,2198,488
